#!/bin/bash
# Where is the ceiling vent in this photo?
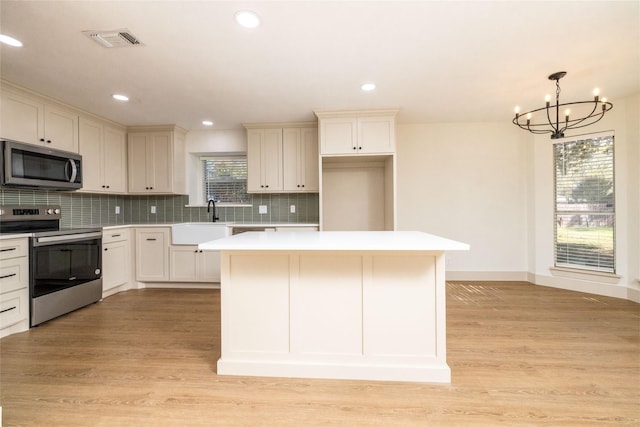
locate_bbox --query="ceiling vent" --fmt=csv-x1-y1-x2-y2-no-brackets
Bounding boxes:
82,29,143,48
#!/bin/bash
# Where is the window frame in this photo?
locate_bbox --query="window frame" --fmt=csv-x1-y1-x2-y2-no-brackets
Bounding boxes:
201,155,250,206
552,131,615,274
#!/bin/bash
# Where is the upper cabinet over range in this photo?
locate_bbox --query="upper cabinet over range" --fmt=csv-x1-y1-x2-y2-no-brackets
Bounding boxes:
1,84,79,153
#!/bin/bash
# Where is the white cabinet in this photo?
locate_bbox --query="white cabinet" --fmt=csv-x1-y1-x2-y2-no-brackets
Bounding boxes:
135,228,170,281
245,123,318,194
283,127,319,192
169,246,220,282
102,228,132,296
127,126,186,194
316,110,397,155
79,117,127,193
0,238,29,338
247,128,283,192
1,89,79,152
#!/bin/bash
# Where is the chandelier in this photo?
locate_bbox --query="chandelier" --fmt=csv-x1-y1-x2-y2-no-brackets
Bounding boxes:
513,71,613,139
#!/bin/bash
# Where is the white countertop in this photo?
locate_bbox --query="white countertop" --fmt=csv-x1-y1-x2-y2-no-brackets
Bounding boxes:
199,231,469,252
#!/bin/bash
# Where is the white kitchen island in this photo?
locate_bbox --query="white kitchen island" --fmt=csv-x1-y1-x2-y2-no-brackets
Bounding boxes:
199,231,469,383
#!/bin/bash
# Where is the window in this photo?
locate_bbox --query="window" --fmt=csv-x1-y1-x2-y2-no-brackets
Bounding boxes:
202,156,250,204
554,133,615,273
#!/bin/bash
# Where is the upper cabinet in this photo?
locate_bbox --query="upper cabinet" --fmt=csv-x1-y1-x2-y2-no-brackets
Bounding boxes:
79,117,127,193
1,89,79,152
315,110,398,156
245,123,318,194
127,126,187,194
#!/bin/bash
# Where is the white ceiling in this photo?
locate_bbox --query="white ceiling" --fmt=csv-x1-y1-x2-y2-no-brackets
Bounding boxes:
1,1,638,131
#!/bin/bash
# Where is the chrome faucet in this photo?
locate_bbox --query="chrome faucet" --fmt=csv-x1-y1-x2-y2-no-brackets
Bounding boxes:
207,199,219,222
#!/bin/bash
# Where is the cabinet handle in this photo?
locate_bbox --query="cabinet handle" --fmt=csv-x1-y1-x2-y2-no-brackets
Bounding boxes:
106,185,110,189
111,234,121,238
40,138,45,142
0,247,17,252
146,238,157,241
0,306,17,314
0,273,17,279
102,185,106,188
194,250,198,253
358,146,362,150
301,184,305,188
104,248,108,251
352,146,357,150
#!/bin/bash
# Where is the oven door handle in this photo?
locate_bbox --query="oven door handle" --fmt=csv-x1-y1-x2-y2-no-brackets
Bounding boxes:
33,231,102,246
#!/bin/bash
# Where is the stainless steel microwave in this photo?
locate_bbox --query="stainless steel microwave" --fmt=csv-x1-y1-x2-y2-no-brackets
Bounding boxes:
0,139,82,190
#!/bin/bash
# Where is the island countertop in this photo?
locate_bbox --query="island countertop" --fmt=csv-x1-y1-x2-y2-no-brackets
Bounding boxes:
199,230,469,252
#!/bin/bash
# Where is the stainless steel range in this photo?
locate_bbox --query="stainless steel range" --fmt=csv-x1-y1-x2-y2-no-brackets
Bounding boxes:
0,205,102,326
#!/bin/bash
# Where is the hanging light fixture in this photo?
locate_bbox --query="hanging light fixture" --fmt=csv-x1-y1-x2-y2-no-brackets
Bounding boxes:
513,71,613,139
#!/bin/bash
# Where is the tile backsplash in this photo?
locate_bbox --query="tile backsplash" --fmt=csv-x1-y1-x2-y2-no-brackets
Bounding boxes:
0,188,319,228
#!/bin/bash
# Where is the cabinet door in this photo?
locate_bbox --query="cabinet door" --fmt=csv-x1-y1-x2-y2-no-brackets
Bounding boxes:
320,118,357,155
247,129,283,192
358,116,395,154
149,133,173,193
103,126,127,193
200,249,221,282
282,128,301,191
0,91,43,145
128,134,150,192
169,246,199,282
79,118,104,192
103,240,130,292
44,106,79,152
300,128,319,191
135,229,169,281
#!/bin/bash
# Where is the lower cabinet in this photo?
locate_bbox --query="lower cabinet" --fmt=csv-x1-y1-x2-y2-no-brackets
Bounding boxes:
102,228,132,296
0,238,29,338
135,228,170,281
169,246,221,282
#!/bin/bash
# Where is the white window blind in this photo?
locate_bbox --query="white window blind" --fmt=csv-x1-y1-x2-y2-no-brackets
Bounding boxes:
554,133,615,273
202,156,249,204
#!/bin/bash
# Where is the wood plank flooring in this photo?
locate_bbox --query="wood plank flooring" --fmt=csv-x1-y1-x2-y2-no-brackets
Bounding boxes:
1,282,638,426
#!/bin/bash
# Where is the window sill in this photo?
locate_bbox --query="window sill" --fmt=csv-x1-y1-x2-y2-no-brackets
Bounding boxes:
185,203,252,208
549,266,621,284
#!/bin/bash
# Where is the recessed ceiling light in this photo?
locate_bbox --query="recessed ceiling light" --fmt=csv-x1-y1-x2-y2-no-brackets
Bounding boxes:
112,94,129,102
361,83,376,92
0,34,23,47
202,120,214,126
235,10,260,28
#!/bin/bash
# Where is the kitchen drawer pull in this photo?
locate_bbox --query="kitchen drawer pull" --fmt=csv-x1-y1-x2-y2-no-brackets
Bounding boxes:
111,234,121,238
0,247,17,252
0,273,17,279
0,306,17,314
146,238,157,241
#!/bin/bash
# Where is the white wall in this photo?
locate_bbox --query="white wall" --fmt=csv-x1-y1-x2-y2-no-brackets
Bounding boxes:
396,122,529,279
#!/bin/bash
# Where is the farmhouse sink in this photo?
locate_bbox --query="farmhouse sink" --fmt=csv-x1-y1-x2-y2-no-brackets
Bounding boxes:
171,222,231,245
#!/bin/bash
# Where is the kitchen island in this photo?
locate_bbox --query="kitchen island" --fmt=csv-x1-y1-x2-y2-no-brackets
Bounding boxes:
199,231,469,383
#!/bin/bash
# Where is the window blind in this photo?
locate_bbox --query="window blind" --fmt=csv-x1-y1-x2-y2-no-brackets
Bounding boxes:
202,157,249,204
554,134,615,272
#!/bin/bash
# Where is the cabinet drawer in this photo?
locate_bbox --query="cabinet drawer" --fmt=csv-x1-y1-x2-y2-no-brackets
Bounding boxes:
0,256,28,294
0,287,29,331
0,238,29,260
102,228,131,244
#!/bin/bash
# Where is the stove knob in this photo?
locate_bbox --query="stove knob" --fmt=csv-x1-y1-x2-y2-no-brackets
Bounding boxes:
46,208,54,215
0,209,5,216
54,208,61,214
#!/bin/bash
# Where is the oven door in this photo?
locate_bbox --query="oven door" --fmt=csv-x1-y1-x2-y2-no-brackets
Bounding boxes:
30,232,102,298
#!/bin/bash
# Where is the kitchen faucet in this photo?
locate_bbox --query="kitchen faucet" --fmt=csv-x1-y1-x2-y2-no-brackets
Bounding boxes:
207,199,219,222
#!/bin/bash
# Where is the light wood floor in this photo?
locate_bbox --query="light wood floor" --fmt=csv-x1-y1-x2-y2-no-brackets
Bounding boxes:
1,282,638,426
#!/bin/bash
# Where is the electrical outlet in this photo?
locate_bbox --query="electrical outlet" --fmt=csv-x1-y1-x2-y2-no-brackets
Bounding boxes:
290,205,296,213
258,205,267,214
115,206,120,214
150,206,156,214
